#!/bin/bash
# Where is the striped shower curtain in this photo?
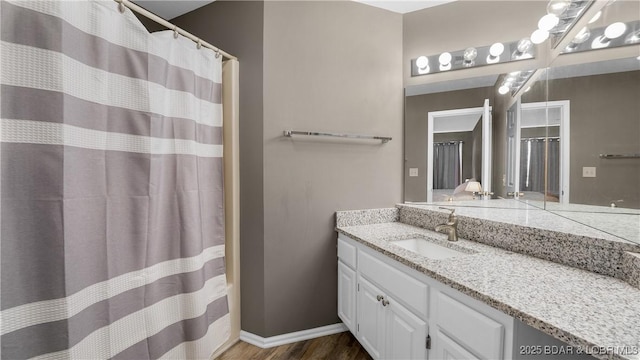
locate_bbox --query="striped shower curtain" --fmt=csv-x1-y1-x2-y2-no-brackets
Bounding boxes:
1,1,230,359
433,141,462,190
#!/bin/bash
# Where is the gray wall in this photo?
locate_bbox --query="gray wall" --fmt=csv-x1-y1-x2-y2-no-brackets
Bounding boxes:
169,1,267,335
172,0,403,337
262,1,403,336
471,118,483,182
405,87,493,202
521,127,559,138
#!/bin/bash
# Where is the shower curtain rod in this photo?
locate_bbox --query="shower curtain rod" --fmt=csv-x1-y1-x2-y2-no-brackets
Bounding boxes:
521,136,560,140
115,0,237,61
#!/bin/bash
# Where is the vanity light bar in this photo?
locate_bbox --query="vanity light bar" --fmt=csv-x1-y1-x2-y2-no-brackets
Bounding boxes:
547,0,593,48
562,20,640,54
498,69,536,96
411,40,536,77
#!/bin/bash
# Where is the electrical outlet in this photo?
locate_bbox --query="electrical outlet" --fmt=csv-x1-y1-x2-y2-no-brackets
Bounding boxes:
582,167,596,178
409,168,419,177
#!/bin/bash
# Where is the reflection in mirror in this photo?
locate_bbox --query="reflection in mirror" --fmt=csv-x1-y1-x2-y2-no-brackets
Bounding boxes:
403,0,639,243
520,102,563,202
517,69,571,205
405,87,495,203
431,111,482,201
545,56,639,210
427,101,491,203
540,55,640,243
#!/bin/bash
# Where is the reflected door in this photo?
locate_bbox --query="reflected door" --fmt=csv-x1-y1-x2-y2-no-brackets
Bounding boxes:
506,99,521,197
427,99,492,203
482,99,492,194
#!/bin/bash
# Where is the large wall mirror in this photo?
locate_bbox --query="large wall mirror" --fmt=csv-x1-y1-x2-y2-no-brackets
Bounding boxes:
404,0,639,244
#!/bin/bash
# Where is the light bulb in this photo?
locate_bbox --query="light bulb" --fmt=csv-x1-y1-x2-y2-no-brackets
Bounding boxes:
513,38,533,59
438,52,452,71
489,43,505,57
498,85,510,95
516,38,533,53
547,0,570,16
531,29,550,44
538,14,560,31
625,29,640,44
573,27,591,44
463,48,477,67
588,11,601,24
416,56,429,69
418,65,430,74
438,52,452,66
591,36,609,49
463,47,477,61
604,22,627,39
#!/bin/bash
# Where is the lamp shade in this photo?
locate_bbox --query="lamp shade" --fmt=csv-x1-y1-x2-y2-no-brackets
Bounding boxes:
465,181,483,193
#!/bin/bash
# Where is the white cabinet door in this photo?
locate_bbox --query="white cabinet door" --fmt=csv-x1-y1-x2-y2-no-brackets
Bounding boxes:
357,276,385,359
384,294,428,360
338,261,357,334
435,292,504,360
434,329,480,360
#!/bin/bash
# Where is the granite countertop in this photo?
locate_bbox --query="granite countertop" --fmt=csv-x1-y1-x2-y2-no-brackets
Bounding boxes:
336,216,640,360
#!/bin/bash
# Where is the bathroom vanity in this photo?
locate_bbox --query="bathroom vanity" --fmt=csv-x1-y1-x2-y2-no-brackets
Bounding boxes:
335,205,640,360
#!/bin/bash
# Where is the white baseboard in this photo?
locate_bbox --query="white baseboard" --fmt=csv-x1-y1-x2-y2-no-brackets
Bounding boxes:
239,323,348,349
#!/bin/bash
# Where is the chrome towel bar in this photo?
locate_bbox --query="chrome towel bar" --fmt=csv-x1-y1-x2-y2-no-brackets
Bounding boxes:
599,153,640,159
283,130,392,143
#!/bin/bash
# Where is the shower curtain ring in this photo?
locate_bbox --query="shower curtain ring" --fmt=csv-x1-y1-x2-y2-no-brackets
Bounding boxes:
173,26,179,39
215,49,221,59
118,1,126,13
197,39,202,49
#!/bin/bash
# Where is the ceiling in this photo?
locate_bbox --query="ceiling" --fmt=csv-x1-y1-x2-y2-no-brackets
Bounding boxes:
433,113,482,133
353,0,456,14
135,0,455,20
134,1,213,19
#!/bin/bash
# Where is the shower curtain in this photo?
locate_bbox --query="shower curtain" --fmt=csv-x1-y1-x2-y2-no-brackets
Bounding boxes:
520,138,560,196
433,141,462,189
1,1,229,359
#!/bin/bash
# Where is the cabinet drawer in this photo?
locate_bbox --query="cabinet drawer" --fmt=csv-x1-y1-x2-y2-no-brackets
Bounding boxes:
338,236,357,269
436,292,504,360
358,250,429,319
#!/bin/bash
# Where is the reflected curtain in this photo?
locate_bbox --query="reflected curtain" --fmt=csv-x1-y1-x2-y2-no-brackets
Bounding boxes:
1,1,229,359
547,138,560,196
520,138,560,195
433,141,462,189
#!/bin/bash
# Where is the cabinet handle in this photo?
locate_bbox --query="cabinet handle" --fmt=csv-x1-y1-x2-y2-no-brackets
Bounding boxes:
376,295,384,302
382,299,390,307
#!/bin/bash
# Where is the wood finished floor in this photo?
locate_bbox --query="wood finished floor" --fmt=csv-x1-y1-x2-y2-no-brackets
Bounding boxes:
215,332,372,360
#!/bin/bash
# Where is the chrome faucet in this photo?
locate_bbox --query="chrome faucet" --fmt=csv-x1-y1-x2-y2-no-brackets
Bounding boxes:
435,207,458,241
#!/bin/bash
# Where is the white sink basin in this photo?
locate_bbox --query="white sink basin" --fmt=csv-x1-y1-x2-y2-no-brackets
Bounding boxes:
392,238,469,260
